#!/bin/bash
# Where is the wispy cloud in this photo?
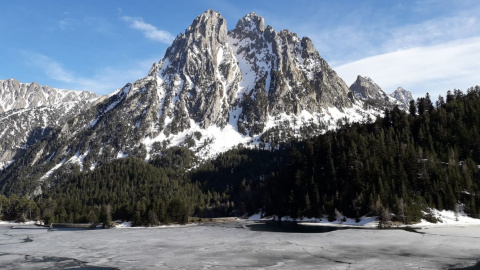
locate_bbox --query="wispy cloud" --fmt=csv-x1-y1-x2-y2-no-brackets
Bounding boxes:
58,14,113,34
383,16,479,52
23,51,156,94
121,16,174,44
304,3,480,66
28,53,76,83
334,37,480,98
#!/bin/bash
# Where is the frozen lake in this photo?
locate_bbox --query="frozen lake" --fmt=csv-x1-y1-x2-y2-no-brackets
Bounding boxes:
1,221,479,269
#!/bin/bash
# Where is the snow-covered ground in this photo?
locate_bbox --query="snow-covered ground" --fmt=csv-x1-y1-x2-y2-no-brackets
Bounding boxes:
416,208,480,227
248,214,380,227
248,207,480,228
0,219,479,269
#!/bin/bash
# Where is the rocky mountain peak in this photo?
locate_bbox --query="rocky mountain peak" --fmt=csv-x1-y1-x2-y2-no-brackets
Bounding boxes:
389,87,413,106
234,12,265,33
350,75,385,101
186,9,227,41
143,9,242,134
349,75,409,110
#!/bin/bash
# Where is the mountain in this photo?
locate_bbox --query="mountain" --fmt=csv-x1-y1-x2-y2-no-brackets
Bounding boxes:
349,75,387,101
349,75,408,110
1,10,386,195
2,10,478,228
0,79,98,170
0,79,98,113
389,87,414,107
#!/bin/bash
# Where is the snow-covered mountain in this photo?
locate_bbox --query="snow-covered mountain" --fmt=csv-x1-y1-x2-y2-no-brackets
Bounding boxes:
349,75,388,101
1,10,393,194
0,79,97,113
0,79,98,170
389,87,414,107
349,75,413,110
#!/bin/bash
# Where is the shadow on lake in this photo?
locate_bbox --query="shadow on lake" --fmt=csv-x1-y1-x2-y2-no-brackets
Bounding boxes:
246,221,360,233
245,221,422,234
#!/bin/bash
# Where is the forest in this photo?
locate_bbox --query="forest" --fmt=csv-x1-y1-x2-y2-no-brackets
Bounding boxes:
1,86,480,226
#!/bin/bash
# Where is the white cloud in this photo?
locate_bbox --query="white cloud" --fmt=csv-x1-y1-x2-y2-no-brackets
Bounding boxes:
383,16,479,52
334,37,480,98
29,53,76,83
304,3,480,67
23,51,156,95
121,16,174,44
58,15,112,34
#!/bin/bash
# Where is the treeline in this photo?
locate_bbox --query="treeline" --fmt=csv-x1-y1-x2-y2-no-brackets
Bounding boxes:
0,194,39,222
11,156,229,226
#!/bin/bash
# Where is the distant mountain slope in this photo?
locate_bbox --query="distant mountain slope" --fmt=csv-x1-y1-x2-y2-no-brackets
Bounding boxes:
389,87,414,107
0,79,98,170
349,75,412,110
0,79,97,113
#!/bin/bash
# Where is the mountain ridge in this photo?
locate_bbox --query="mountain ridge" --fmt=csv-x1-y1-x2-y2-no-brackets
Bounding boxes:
0,79,98,170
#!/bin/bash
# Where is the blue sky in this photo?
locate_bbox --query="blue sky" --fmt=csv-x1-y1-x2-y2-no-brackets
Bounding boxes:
1,0,479,98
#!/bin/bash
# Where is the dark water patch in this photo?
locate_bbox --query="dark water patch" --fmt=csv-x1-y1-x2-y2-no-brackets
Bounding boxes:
48,227,99,232
50,223,98,229
11,226,49,230
246,221,356,233
74,266,119,270
246,221,429,234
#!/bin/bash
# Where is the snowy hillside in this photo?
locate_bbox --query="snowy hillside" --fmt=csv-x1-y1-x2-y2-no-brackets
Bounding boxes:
0,79,98,170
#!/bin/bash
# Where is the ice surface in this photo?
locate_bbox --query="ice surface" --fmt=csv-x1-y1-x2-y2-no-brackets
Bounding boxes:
0,221,479,269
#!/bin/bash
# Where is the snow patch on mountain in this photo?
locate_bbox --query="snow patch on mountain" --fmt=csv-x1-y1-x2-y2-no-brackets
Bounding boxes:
67,149,91,171
0,160,14,171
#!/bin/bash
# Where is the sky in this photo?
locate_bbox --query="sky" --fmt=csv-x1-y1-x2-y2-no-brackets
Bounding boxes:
0,0,479,99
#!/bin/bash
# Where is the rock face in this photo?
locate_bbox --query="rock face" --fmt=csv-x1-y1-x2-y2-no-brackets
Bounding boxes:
228,12,353,135
350,75,388,101
1,10,392,195
389,87,414,107
150,10,239,134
